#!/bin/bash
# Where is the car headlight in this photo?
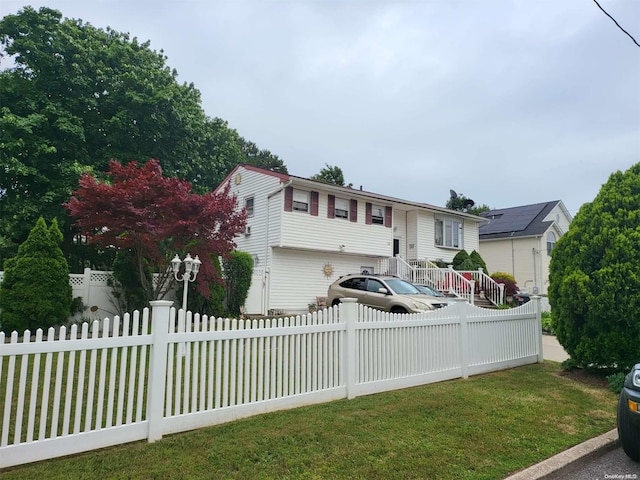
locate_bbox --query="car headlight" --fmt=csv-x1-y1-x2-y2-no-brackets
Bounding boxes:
412,301,433,311
633,369,640,388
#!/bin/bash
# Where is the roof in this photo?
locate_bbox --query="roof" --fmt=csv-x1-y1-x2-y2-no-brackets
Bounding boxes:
218,164,485,223
479,201,562,239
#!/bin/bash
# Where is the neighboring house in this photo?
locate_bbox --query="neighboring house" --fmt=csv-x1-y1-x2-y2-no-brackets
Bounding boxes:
215,164,484,315
478,200,572,295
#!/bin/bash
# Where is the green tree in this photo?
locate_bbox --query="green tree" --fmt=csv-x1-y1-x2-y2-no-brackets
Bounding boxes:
549,163,640,371
0,7,285,267
446,192,490,215
223,251,254,317
311,164,345,186
0,217,72,332
451,250,470,269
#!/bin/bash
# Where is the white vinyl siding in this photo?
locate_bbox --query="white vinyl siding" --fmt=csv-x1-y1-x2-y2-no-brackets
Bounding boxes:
282,194,391,257
268,249,382,313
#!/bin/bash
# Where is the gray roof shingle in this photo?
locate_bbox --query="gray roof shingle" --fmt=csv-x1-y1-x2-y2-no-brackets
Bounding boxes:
479,201,560,239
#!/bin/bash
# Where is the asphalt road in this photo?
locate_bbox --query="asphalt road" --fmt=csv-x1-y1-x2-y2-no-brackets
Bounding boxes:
555,446,640,479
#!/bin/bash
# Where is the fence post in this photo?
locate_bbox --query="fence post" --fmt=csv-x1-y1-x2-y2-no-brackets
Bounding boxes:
147,300,173,442
83,267,91,306
450,298,469,379
341,298,358,400
532,296,543,363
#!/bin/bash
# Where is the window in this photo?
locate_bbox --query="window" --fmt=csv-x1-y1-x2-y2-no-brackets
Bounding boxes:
371,205,384,225
245,196,254,217
293,189,309,212
335,198,349,219
340,277,366,290
547,232,556,255
366,279,385,293
435,217,463,248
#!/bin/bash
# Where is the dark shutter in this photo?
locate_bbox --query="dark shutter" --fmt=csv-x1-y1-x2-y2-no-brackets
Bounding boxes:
385,206,392,228
310,191,319,216
365,202,372,225
284,186,293,212
328,195,335,218
350,199,358,223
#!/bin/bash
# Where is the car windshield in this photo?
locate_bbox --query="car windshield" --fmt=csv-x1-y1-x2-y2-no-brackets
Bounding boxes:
415,285,443,297
384,278,421,294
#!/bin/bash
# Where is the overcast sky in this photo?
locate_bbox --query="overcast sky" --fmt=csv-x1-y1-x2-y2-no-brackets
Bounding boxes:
2,1,639,216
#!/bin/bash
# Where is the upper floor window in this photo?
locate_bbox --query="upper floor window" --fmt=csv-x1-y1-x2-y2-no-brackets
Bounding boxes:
245,196,254,217
547,232,556,256
335,198,349,219
293,189,309,212
435,217,463,249
371,205,385,225
284,186,318,215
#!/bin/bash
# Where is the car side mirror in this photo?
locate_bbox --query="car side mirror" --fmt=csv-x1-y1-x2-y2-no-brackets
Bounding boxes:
377,287,389,295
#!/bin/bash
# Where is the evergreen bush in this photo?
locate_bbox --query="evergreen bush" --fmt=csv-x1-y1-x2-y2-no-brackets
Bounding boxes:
451,250,470,269
0,217,72,332
222,251,254,317
469,250,489,273
549,163,640,371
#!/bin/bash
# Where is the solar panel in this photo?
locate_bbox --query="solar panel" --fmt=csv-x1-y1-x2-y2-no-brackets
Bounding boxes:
480,204,545,235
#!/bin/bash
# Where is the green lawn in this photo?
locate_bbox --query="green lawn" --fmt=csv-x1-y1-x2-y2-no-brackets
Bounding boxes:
0,362,617,480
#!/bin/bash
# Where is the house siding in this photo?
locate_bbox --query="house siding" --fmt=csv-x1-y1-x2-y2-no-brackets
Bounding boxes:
268,248,381,313
280,193,392,257
480,236,546,293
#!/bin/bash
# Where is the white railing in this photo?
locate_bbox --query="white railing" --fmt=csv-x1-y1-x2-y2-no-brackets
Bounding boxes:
456,268,505,306
0,298,543,468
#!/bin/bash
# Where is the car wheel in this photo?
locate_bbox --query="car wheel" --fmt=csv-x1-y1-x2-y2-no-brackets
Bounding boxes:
618,391,640,461
390,306,407,314
331,299,341,307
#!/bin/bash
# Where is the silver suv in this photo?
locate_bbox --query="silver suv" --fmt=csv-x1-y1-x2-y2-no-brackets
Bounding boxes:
327,274,447,313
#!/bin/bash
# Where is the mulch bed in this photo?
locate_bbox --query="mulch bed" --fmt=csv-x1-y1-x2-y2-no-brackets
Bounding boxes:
557,368,611,389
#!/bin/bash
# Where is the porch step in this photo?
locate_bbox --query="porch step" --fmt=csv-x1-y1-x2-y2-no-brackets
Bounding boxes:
473,294,499,309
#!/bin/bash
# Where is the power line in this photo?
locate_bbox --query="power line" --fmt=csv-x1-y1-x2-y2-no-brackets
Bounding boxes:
593,0,640,48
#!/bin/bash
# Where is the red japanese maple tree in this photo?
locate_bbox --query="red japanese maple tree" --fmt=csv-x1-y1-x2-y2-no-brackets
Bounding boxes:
66,159,246,301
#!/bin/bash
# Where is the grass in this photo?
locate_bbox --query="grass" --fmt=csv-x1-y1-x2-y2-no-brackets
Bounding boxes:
0,362,617,480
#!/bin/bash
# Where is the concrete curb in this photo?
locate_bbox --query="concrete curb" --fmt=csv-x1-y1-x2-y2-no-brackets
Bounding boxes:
504,429,619,479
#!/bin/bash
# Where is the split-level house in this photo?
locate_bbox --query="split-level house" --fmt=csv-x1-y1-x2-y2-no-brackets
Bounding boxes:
478,200,572,296
216,164,487,315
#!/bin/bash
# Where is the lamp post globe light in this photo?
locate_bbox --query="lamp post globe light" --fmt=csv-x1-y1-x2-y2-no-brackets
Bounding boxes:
171,253,201,311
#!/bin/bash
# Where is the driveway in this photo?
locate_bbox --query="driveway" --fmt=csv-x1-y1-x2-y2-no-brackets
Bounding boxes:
542,334,569,362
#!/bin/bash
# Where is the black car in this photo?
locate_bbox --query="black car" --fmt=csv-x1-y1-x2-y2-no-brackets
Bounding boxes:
513,291,531,306
618,364,640,461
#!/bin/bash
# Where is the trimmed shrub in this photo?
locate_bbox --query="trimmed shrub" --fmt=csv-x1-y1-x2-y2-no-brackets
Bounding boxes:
110,249,152,314
491,271,518,297
0,217,72,332
451,250,470,269
190,255,226,317
469,250,489,273
222,251,254,317
549,163,640,371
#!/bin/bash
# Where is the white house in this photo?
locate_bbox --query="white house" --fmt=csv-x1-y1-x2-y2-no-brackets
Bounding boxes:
217,164,485,315
478,200,572,295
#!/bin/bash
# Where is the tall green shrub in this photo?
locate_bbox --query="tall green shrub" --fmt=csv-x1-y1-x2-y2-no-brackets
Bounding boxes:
222,251,254,317
470,250,489,273
0,217,72,332
109,249,152,314
451,250,470,269
190,255,226,317
549,163,640,370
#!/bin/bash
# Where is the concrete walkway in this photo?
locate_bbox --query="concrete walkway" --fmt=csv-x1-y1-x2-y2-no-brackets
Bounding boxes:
542,334,569,362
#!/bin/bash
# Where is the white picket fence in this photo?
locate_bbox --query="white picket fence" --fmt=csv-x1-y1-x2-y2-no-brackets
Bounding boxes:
0,297,543,468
